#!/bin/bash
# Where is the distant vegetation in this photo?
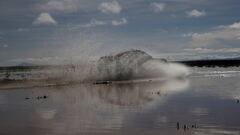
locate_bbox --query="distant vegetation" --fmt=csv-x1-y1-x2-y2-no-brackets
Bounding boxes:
176,59,240,67
1,59,240,73
0,65,69,72
0,66,45,72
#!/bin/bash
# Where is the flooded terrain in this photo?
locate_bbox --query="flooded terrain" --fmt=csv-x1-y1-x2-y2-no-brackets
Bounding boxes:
0,67,240,135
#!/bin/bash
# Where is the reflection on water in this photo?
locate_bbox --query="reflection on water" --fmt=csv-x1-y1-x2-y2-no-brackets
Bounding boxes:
0,79,189,135
0,71,240,135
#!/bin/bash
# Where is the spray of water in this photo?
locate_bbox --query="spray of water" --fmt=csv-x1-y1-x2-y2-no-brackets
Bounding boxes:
40,50,190,82
0,49,190,88
94,49,190,81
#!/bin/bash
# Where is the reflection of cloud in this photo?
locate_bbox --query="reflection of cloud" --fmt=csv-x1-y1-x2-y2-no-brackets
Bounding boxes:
92,79,189,107
36,109,57,120
0,78,189,134
45,79,189,132
46,78,189,108
191,75,240,100
156,116,168,123
190,107,208,116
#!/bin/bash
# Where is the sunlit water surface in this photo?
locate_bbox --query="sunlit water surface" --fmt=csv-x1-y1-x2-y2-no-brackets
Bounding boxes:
0,67,240,135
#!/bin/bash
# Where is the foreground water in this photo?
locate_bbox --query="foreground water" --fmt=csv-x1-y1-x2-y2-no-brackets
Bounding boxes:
0,67,240,135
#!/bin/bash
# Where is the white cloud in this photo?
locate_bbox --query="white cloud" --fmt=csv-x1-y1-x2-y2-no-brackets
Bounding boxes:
81,19,107,27
190,107,208,116
185,21,240,47
184,48,240,53
182,32,200,37
33,13,57,26
38,0,78,13
111,18,127,26
219,22,240,29
98,1,122,14
186,9,206,17
150,2,166,13
81,18,127,27
229,22,240,29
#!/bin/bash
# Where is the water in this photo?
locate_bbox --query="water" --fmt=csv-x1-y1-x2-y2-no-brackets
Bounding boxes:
0,67,240,135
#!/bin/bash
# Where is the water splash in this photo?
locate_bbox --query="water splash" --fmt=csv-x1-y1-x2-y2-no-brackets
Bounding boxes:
0,49,190,88
95,49,190,81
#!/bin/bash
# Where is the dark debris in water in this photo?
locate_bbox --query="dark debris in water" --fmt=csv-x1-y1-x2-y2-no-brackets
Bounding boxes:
25,95,48,100
177,122,180,130
177,122,198,131
93,81,112,85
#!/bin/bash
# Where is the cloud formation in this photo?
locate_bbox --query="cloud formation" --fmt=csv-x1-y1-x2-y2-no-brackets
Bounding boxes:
229,22,240,29
33,12,57,26
81,18,128,27
112,18,127,26
38,0,79,13
186,9,206,17
98,0,122,14
184,47,240,53
81,19,107,27
186,21,240,47
182,32,200,38
219,22,240,29
150,2,166,13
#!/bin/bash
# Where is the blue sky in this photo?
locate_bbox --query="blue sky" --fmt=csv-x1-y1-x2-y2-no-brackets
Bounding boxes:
1,0,240,66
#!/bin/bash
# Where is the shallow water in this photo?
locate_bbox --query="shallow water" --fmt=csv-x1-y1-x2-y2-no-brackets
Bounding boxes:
0,68,240,135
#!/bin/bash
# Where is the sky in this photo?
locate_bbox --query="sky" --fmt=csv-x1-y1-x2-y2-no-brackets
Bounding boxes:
1,0,240,66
